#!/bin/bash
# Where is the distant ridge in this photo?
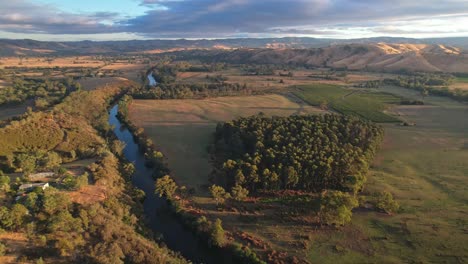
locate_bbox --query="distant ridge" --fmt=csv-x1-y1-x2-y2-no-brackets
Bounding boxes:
1,37,467,56
1,37,467,73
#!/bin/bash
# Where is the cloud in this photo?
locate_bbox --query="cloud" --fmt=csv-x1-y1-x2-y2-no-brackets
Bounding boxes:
0,0,121,34
0,0,467,39
122,0,468,38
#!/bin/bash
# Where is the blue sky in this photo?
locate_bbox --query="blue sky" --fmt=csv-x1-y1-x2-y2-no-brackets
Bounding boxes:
1,0,467,40
33,0,149,18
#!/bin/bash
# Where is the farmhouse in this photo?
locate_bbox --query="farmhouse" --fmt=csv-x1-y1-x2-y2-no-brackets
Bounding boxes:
18,182,50,192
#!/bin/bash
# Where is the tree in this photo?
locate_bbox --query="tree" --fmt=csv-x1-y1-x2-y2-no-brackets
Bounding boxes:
209,185,230,205
111,140,126,156
373,191,399,214
231,185,249,201
319,190,358,226
15,153,37,174
9,204,28,230
209,218,226,247
43,151,62,169
0,173,10,191
42,188,71,215
155,175,178,199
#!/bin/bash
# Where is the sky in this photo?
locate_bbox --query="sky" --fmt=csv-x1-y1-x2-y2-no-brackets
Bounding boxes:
0,0,467,41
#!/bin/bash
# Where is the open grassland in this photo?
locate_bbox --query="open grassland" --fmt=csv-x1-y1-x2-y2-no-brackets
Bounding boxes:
0,56,104,68
294,83,401,122
176,68,391,92
129,83,467,262
128,94,326,188
330,86,468,263
188,87,468,263
78,77,130,91
450,77,468,91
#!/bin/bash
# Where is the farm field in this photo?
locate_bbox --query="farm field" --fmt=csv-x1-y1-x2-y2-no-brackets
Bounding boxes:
175,68,392,92
128,94,326,188
293,83,401,122
450,77,468,90
344,86,468,263
128,82,468,262
77,76,130,91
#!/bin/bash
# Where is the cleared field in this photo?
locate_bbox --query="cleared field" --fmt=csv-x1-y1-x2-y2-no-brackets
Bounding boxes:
294,83,401,122
128,94,326,188
0,56,104,68
78,77,129,91
336,86,468,263
175,68,393,92
190,87,468,263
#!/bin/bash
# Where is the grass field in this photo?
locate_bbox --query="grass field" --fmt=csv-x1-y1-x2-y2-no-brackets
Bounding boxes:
332,86,468,263
449,77,468,91
128,94,326,188
293,84,401,122
128,83,468,262
175,68,392,92
78,77,130,91
456,77,468,83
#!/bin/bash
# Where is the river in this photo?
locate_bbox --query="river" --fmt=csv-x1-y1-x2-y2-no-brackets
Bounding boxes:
147,73,157,86
108,105,228,264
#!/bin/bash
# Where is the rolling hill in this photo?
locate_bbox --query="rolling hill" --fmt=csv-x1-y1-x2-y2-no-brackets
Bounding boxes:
1,37,467,73
173,43,468,73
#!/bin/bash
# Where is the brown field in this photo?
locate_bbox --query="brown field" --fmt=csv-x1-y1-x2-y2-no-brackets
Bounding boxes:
129,93,326,188
78,77,130,91
0,232,29,264
176,68,393,92
450,82,468,90
0,56,151,83
0,56,104,69
68,185,107,205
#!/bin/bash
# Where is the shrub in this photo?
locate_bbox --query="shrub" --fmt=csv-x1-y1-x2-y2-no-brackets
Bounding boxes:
209,185,231,205
319,190,358,226
155,175,178,199
231,185,249,201
0,242,6,256
373,191,399,214
209,219,226,247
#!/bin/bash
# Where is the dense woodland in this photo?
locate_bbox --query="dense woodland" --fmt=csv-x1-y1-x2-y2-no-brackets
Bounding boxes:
0,77,81,108
212,114,384,193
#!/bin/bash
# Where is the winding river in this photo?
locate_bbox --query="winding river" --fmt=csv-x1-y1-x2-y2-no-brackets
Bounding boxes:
147,73,157,86
108,105,226,264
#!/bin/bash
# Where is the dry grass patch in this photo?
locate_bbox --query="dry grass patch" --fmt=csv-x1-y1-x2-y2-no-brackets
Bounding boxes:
0,232,29,264
78,77,129,91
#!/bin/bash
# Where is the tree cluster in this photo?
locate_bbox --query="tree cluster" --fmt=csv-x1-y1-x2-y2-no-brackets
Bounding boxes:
0,77,80,107
212,114,384,193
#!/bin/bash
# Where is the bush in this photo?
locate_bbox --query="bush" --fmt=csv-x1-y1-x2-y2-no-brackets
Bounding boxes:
209,185,231,205
231,185,249,201
373,191,399,214
0,242,6,256
209,219,226,247
319,190,358,226
155,175,178,199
